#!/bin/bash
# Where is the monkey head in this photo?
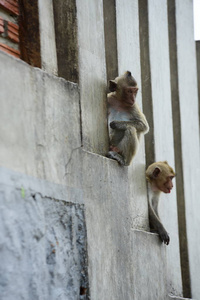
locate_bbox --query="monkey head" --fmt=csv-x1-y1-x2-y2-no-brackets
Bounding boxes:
109,71,138,107
146,161,175,194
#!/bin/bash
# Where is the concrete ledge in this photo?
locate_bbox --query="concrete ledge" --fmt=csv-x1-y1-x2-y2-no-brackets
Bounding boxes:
168,294,193,300
0,166,84,204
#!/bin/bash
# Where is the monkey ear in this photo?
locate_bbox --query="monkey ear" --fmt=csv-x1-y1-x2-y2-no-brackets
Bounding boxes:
126,71,132,77
109,80,117,92
152,167,161,178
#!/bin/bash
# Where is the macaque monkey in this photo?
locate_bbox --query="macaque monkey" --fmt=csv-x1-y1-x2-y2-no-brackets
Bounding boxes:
107,71,149,166
146,161,175,245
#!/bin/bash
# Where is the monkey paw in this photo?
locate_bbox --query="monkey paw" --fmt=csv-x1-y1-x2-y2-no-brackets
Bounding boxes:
110,121,117,129
107,151,125,166
159,230,170,245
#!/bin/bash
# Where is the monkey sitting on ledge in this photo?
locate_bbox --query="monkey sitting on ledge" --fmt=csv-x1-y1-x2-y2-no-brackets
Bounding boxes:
146,161,175,245
107,71,149,166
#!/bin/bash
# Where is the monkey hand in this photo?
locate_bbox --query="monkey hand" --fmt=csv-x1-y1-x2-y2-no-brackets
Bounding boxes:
110,121,129,130
159,229,170,245
110,121,117,129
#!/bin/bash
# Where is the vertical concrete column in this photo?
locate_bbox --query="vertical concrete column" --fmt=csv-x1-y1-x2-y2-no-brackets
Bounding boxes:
53,0,79,83
175,1,200,298
76,0,108,155
38,0,58,75
168,0,191,297
103,0,118,81
139,0,155,168
147,0,182,295
115,0,149,231
196,41,200,132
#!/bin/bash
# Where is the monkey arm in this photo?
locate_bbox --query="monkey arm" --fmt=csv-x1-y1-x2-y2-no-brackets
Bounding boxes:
132,104,149,133
110,119,149,133
132,118,149,133
110,120,135,130
148,190,170,245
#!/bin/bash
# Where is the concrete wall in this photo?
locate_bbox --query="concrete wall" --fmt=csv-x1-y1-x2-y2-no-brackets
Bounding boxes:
0,51,81,185
0,0,199,299
0,168,87,300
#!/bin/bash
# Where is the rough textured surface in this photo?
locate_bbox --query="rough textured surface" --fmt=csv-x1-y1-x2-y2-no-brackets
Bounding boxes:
176,1,200,298
18,0,41,67
0,168,88,300
148,0,182,296
103,0,118,80
53,0,78,82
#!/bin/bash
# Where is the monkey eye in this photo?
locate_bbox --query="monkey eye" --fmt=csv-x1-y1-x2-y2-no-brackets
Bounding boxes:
169,176,174,180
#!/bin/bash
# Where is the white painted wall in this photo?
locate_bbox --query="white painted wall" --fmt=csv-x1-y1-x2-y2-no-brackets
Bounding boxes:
176,0,200,298
116,0,149,231
148,0,182,295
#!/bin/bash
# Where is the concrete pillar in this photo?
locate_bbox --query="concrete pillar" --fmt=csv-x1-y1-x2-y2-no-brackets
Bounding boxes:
175,1,200,298
147,0,182,295
38,0,58,75
168,0,191,297
103,0,118,80
115,0,149,231
76,0,108,155
53,0,79,82
196,41,200,133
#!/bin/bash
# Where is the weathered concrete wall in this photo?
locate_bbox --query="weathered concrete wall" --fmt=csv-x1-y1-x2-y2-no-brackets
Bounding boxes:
175,1,200,298
148,0,182,296
0,51,86,299
65,149,168,300
0,51,81,186
0,168,88,300
53,0,79,82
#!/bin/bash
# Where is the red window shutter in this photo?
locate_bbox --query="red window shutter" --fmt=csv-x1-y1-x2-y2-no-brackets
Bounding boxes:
0,43,20,57
0,0,20,58
0,0,19,16
0,0,41,66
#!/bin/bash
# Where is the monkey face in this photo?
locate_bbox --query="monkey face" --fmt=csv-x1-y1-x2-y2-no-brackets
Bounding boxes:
122,86,138,107
109,71,138,107
157,176,174,193
146,161,175,194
